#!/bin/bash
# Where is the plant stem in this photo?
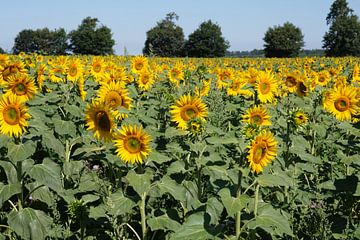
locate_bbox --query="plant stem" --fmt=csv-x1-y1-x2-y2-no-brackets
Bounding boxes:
197,165,202,201
254,183,260,217
236,169,242,240
16,161,23,210
140,192,147,240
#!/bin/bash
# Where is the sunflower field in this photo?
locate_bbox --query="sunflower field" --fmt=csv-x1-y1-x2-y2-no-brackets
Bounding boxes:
0,53,359,240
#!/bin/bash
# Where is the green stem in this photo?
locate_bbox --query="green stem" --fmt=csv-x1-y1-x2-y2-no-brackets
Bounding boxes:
254,183,260,217
16,161,23,210
236,169,242,240
197,165,202,201
140,193,147,240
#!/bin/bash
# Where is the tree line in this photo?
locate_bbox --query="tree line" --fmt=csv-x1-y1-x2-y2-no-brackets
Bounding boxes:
0,0,359,57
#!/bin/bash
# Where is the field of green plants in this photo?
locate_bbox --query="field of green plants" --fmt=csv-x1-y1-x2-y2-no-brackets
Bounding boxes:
0,54,359,239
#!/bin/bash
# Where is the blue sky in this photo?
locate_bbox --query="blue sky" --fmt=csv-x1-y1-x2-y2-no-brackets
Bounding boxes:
1,0,359,55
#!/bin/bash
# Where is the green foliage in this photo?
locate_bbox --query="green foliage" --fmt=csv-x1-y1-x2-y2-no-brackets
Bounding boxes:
143,12,185,57
12,28,68,55
69,17,115,55
185,20,230,57
263,22,304,58
323,0,360,56
0,47,5,54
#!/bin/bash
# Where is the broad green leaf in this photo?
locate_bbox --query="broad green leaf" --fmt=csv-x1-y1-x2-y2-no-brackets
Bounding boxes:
0,183,22,208
290,135,310,154
89,204,107,219
8,208,53,240
148,151,171,164
218,188,249,217
53,118,77,137
148,214,181,232
71,145,105,157
42,133,64,157
203,165,230,182
107,191,136,216
63,161,84,179
0,160,18,184
157,176,186,202
167,160,186,175
206,197,223,225
126,170,153,196
81,194,100,204
28,159,63,192
27,183,54,206
7,141,36,163
183,180,202,210
170,212,219,240
258,172,294,187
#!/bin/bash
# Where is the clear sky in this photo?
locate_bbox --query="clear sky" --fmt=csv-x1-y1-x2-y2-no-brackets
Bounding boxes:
0,0,359,55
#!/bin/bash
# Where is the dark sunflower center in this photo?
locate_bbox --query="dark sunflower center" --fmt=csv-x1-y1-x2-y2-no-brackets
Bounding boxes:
14,83,26,95
297,82,307,96
125,137,141,153
334,97,350,112
285,76,297,87
3,106,20,125
260,82,270,94
106,91,122,108
171,70,179,79
95,111,111,132
180,106,198,121
253,143,267,164
142,74,150,84
251,114,262,125
135,62,143,71
69,66,77,77
318,76,325,83
93,64,101,73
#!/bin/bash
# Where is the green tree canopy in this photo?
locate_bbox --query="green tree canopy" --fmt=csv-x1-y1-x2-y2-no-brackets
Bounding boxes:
143,12,185,57
323,0,360,56
263,22,304,58
12,28,68,55
0,47,5,54
69,17,115,55
184,20,229,58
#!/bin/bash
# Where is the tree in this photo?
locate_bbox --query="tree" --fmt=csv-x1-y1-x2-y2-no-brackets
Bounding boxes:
323,0,360,56
0,47,5,54
69,17,115,55
12,28,68,55
263,22,304,58
184,20,229,57
143,12,185,57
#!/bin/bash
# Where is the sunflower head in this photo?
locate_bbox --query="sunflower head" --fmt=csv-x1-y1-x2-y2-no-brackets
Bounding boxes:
186,117,206,137
0,95,31,137
170,94,208,130
85,101,115,142
242,105,271,127
247,131,277,174
292,110,309,126
5,73,37,102
114,125,151,164
255,71,278,103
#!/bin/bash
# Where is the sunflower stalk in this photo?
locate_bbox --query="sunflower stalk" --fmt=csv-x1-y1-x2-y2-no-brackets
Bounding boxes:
140,192,147,240
236,168,243,240
16,161,23,210
254,183,260,217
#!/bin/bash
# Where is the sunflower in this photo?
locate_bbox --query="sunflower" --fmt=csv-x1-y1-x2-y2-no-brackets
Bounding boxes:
194,79,211,97
255,71,278,103
0,95,31,137
4,74,37,102
97,81,133,120
138,68,155,91
323,85,359,121
292,111,309,126
242,105,271,126
0,61,27,84
170,94,208,130
114,125,151,164
317,70,331,87
247,131,277,174
89,56,106,81
85,101,115,141
168,64,184,86
66,58,83,82
131,56,148,75
283,73,298,93
216,68,234,89
352,64,360,83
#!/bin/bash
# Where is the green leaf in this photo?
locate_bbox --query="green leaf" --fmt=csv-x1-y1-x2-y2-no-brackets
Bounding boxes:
8,208,53,240
157,176,186,202
28,159,63,192
81,194,100,204
258,172,294,187
248,204,294,237
53,118,77,137
206,197,223,225
107,191,136,216
27,183,54,206
203,165,230,182
42,133,64,156
126,170,153,196
290,135,310,154
0,183,22,208
218,188,249,217
89,204,107,220
7,141,36,163
148,151,171,164
0,160,18,184
63,161,84,179
165,127,187,138
148,214,181,232
170,212,219,240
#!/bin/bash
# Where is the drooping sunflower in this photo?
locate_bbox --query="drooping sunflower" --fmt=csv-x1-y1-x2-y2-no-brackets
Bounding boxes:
242,105,271,126
97,81,133,120
0,95,31,137
4,74,37,102
292,111,309,126
168,64,184,86
323,85,359,121
114,125,151,164
170,94,208,130
255,71,278,103
247,131,277,174
131,56,148,75
283,73,298,93
85,101,115,142
194,79,211,97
